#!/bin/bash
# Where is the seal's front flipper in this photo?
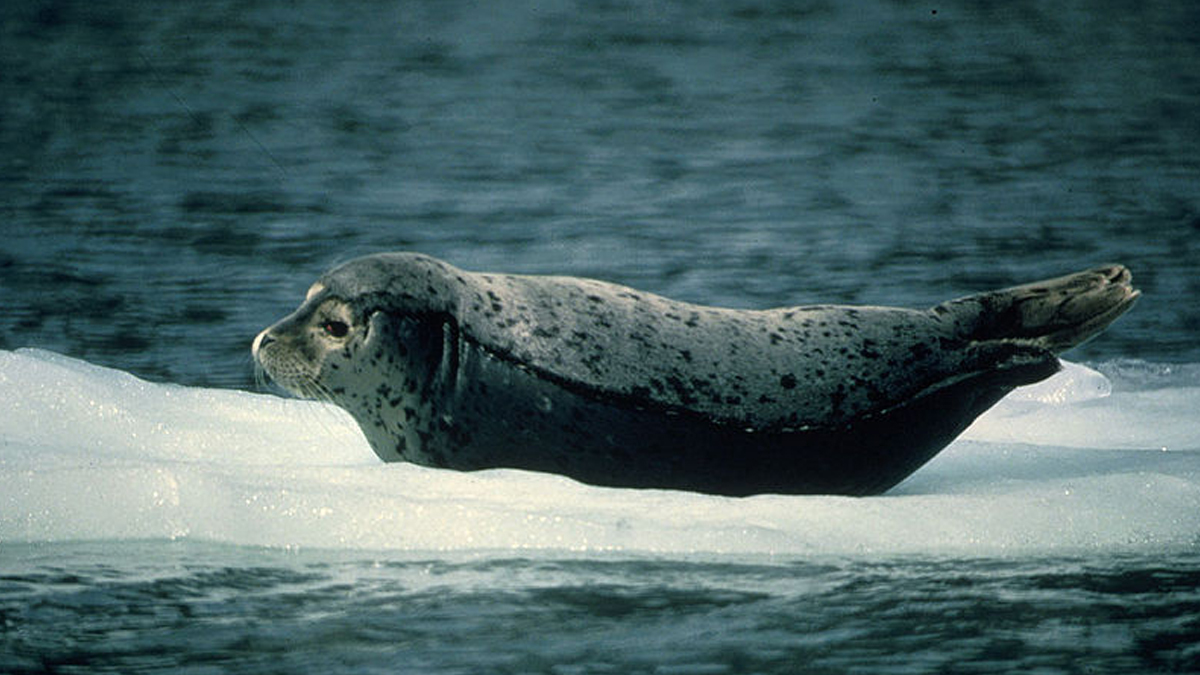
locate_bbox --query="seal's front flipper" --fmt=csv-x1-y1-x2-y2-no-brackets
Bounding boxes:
936,264,1140,355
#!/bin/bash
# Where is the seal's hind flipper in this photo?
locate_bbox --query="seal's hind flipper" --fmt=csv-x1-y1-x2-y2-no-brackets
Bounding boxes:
936,264,1140,354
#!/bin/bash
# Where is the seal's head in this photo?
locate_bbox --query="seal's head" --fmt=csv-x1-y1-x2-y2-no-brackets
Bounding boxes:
252,277,366,400
253,253,464,461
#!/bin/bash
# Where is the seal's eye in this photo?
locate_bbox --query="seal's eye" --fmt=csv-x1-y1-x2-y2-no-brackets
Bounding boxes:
323,320,349,338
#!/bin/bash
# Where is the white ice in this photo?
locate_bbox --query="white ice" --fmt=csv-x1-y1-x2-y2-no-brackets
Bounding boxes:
2,348,1197,556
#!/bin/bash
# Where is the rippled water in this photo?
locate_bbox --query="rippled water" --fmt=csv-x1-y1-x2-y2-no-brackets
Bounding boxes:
3,0,1199,388
5,542,1200,675
3,0,1200,672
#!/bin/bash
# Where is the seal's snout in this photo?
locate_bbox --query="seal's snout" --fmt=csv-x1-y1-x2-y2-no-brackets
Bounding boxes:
252,330,275,359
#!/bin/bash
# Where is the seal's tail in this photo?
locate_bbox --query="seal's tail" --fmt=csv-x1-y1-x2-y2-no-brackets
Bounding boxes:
935,264,1140,354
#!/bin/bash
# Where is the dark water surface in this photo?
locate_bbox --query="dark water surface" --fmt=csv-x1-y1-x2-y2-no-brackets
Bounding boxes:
3,542,1200,675
3,1,1200,673
2,0,1199,388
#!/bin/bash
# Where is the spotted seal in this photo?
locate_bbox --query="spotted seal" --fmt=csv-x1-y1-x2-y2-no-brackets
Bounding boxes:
253,253,1138,496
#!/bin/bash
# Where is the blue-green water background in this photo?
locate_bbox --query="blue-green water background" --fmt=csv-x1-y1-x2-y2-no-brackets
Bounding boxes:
2,0,1199,673
3,0,1199,388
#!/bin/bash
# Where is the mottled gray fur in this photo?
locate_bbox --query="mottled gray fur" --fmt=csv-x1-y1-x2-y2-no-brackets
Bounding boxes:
255,253,1138,495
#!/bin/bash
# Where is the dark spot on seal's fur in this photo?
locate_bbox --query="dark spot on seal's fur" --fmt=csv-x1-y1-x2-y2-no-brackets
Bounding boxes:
780,373,797,389
581,351,605,372
830,386,848,413
664,375,697,405
861,339,882,359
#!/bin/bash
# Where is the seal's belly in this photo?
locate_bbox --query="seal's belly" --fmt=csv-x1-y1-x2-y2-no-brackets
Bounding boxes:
410,339,1010,496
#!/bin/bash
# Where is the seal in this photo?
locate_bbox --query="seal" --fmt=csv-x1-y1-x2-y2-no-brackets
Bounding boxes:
253,253,1138,496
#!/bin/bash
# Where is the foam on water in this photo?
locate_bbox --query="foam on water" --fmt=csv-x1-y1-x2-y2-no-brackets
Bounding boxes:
2,349,1198,556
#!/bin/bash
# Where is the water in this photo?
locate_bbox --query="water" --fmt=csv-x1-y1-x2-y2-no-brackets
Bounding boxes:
4,546,1200,675
3,0,1199,386
3,0,1200,672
